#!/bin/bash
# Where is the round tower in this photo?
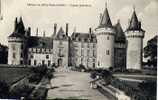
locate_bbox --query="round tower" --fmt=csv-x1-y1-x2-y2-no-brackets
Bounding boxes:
95,4,115,69
8,17,26,65
125,8,145,70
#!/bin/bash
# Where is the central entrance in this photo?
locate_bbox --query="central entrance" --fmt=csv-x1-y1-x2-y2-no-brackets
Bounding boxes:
58,58,62,67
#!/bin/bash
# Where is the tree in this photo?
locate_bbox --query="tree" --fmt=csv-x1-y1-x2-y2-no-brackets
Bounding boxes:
144,36,157,68
100,70,112,85
138,80,156,96
45,69,54,88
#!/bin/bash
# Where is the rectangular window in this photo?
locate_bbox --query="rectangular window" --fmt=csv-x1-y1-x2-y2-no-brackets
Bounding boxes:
107,36,109,40
87,43,90,48
93,50,95,57
28,60,31,65
42,60,45,65
93,59,95,62
34,60,37,65
87,50,90,56
20,60,23,65
93,44,96,48
48,60,51,66
21,53,23,58
30,55,33,59
13,53,16,58
81,58,83,64
46,55,49,59
106,50,110,55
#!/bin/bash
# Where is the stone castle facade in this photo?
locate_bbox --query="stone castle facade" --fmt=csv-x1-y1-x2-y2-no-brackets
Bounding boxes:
8,4,145,70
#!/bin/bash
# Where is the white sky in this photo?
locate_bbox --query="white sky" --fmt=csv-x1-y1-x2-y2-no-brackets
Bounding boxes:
0,0,158,46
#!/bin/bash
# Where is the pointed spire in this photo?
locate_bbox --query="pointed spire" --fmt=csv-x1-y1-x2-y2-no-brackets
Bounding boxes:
115,19,123,34
133,5,135,12
57,27,64,35
99,2,112,28
105,1,107,9
18,16,25,33
115,19,125,42
126,7,140,31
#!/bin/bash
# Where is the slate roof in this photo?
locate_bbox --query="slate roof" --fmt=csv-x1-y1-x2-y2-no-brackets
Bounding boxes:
126,10,144,32
114,21,126,43
9,17,26,38
98,7,113,28
27,36,53,49
71,32,97,43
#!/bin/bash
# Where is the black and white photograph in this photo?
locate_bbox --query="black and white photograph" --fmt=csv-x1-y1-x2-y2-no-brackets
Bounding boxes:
0,0,157,99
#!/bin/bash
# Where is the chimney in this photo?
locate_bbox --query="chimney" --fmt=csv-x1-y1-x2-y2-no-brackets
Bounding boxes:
89,27,92,34
36,28,38,36
66,23,68,36
54,23,57,35
43,30,46,37
27,27,31,36
14,17,18,31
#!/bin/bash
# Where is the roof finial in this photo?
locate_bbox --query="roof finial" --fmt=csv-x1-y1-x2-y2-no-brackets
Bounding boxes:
105,1,107,8
117,19,120,23
133,5,135,11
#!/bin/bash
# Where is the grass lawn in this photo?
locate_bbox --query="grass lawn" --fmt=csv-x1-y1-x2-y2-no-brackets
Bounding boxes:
0,65,32,86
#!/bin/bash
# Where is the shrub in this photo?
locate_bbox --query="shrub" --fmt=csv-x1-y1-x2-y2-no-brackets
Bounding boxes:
0,80,9,98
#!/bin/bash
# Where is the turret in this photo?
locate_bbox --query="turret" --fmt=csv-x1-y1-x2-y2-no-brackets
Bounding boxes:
125,7,145,70
95,2,115,69
8,17,26,65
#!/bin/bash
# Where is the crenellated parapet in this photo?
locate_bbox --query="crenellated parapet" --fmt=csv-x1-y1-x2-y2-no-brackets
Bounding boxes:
95,27,115,36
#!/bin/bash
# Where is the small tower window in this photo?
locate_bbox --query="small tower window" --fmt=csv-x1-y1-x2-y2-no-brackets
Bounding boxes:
34,60,37,65
13,53,16,58
107,36,109,40
48,60,51,66
93,44,96,48
42,60,45,65
93,50,95,57
46,55,49,59
28,60,31,65
106,50,110,55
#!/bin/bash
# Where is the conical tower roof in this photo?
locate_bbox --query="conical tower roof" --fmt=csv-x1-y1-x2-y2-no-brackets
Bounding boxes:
98,3,112,28
114,20,126,43
126,8,142,31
